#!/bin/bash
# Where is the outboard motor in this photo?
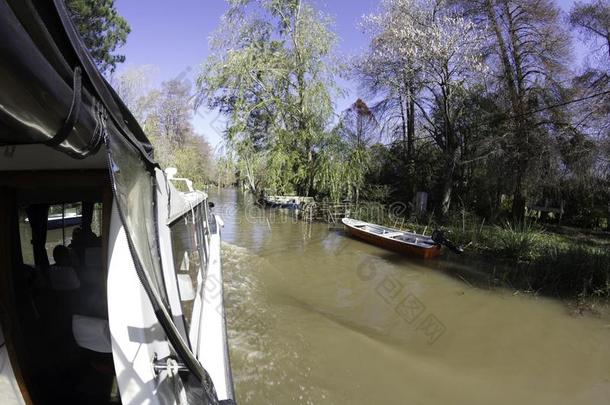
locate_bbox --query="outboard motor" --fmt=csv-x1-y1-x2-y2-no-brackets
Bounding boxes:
431,229,464,254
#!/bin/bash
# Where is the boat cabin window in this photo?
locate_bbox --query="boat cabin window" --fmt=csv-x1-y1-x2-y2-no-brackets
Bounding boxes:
19,202,103,266
1,170,116,404
170,202,209,332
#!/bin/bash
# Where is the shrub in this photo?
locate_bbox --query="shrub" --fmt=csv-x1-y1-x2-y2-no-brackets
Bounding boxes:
493,220,545,261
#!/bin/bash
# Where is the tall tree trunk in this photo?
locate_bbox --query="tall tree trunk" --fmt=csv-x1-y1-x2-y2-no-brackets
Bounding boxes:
305,148,314,197
511,169,527,221
398,93,408,160
438,64,458,219
485,0,529,221
484,0,519,108
400,80,417,199
440,146,460,218
407,83,415,163
504,1,530,221
244,160,257,195
407,82,416,197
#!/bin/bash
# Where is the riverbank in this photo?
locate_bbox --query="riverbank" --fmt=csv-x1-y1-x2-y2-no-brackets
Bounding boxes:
349,203,610,302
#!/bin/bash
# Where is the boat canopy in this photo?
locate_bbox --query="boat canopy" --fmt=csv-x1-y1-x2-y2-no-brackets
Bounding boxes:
0,1,220,402
0,0,154,162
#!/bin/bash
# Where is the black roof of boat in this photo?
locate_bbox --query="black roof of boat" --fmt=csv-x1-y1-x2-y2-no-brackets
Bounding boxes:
0,0,156,166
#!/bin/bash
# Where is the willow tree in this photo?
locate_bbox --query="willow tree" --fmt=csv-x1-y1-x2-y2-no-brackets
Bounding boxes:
338,99,380,202
196,0,342,196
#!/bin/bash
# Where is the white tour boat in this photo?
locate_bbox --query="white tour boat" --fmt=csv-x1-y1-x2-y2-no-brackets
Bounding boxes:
0,1,235,404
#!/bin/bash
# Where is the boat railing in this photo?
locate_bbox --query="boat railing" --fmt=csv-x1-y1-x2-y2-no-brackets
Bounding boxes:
165,167,195,192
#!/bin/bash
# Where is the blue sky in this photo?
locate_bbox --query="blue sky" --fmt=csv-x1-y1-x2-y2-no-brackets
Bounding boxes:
115,0,584,150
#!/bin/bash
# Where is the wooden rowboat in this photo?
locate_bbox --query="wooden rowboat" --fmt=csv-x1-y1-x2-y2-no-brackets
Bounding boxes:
342,218,442,259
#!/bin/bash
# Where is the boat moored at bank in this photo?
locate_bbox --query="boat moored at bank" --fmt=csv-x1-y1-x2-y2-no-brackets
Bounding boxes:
342,218,443,259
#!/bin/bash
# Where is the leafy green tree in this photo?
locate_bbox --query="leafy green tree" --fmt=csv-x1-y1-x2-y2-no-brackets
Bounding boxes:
112,68,217,188
65,0,131,74
171,134,216,190
338,99,380,202
214,154,238,188
196,0,344,197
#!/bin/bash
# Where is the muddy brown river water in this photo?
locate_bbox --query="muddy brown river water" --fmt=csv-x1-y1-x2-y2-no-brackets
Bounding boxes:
211,188,610,405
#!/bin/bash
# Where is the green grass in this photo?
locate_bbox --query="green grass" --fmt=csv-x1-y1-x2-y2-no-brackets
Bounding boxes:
491,221,545,261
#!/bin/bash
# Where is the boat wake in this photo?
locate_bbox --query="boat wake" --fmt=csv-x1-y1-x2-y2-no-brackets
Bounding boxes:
221,242,331,403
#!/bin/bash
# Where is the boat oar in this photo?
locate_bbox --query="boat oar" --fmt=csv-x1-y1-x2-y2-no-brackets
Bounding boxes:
431,230,464,254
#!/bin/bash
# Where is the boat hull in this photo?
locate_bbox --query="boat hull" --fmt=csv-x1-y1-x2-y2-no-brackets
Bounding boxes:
343,219,442,259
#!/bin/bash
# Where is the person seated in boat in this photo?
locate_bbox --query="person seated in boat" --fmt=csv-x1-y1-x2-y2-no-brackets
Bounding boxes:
68,227,83,266
67,233,107,316
69,226,101,266
73,226,101,247
83,227,101,247
53,244,72,267
49,244,80,291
